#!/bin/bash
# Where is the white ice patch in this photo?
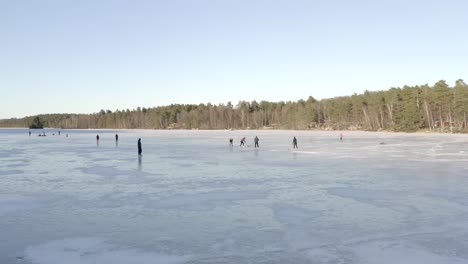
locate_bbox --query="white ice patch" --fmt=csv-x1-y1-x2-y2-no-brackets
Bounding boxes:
24,238,191,264
0,194,38,216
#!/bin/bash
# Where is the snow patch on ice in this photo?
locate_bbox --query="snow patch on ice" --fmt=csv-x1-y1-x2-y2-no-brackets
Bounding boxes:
24,237,191,264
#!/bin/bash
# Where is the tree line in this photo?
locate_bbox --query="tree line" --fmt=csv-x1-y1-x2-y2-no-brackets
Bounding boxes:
1,79,467,132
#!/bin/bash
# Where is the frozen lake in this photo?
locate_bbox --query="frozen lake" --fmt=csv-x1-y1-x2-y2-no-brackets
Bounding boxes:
1,129,468,264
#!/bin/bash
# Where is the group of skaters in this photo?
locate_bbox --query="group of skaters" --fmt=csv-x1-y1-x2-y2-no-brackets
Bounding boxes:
229,134,344,149
231,137,260,148
30,130,68,137
95,133,142,156
229,136,300,149
101,133,345,155
32,130,344,156
96,134,119,143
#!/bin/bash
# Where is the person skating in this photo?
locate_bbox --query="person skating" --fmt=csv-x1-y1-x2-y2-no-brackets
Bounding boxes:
229,138,233,146
138,138,142,155
240,137,246,147
115,134,119,141
293,137,298,149
254,136,259,148
340,133,343,141
96,134,100,142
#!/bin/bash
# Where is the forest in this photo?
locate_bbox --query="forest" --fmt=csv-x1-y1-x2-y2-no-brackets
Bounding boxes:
1,79,467,132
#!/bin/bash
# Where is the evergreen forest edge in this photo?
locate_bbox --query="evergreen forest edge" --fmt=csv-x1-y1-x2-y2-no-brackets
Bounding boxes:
2,79,468,133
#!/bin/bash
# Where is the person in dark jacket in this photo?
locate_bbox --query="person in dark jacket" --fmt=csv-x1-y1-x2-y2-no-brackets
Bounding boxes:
138,138,142,155
229,138,233,146
240,137,246,147
293,137,298,149
254,136,259,148
115,134,119,141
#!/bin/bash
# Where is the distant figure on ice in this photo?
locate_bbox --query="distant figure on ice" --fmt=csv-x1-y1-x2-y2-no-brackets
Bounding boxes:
138,138,142,155
340,133,343,141
58,131,61,136
29,131,31,136
96,134,100,143
229,138,233,146
240,137,246,147
254,136,260,148
42,131,46,136
293,137,298,149
115,134,119,141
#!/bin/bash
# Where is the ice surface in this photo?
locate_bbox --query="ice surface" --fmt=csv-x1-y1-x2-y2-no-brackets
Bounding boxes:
24,238,191,264
1,129,468,263
0,194,39,216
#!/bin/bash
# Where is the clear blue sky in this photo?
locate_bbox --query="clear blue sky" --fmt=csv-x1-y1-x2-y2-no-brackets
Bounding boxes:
1,0,467,119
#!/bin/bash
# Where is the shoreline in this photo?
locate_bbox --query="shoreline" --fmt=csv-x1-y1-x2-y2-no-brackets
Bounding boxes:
1,127,467,135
